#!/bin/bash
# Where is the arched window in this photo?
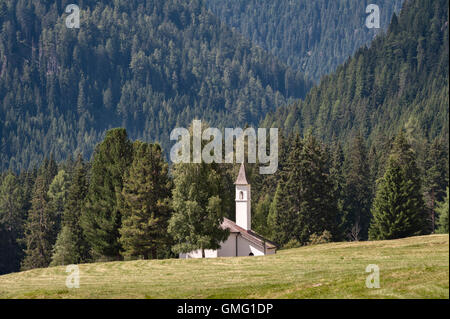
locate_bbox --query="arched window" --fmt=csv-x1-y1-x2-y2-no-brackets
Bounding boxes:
239,191,244,200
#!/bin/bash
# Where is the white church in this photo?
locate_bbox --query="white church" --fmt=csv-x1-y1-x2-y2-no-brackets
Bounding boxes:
180,163,277,258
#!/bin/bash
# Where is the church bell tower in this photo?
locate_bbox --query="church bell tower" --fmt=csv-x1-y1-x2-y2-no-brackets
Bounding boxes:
235,163,251,230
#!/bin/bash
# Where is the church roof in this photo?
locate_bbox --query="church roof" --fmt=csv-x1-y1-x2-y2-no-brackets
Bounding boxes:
234,163,249,185
221,217,277,250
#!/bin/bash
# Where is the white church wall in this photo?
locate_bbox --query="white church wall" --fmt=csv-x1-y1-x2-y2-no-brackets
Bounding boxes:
237,236,264,256
181,233,267,258
217,233,237,257
179,249,218,259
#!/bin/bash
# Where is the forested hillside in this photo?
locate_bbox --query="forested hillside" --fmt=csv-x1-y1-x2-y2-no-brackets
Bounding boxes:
207,0,403,82
0,0,311,171
262,0,449,154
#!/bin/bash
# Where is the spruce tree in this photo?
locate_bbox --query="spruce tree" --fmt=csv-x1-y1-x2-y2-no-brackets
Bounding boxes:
343,134,372,240
269,134,303,245
436,187,449,234
369,133,427,240
50,225,80,266
330,141,347,241
81,128,133,261
270,133,339,246
119,141,172,259
21,159,58,270
268,181,295,245
51,155,90,265
252,194,272,238
423,138,449,232
47,169,70,238
0,172,25,274
297,133,339,243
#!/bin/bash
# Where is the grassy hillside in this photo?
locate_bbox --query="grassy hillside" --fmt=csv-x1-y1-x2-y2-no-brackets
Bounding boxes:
0,234,448,299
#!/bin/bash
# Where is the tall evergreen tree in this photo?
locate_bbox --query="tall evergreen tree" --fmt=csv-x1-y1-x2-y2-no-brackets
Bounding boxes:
297,133,339,242
269,134,303,245
329,141,347,241
81,128,133,261
252,194,272,238
119,141,172,259
423,138,449,232
270,133,339,246
369,133,427,240
51,155,90,265
21,158,58,270
343,134,372,240
47,169,70,238
0,172,25,274
436,187,449,234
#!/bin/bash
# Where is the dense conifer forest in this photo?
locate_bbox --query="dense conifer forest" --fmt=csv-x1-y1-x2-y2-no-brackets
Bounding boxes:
208,0,404,82
0,0,312,171
262,0,449,151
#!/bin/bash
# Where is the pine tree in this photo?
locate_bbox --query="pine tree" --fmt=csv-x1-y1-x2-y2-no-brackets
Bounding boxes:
269,134,303,245
50,225,80,266
47,169,70,238
297,133,339,243
343,134,372,240
81,128,133,261
423,138,449,233
329,141,347,241
369,133,427,240
270,133,339,246
0,172,25,274
51,155,90,265
119,141,172,259
21,159,58,270
436,187,449,234
252,195,271,238
268,182,295,245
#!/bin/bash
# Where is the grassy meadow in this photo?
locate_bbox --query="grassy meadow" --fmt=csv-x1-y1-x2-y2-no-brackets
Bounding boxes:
0,234,448,299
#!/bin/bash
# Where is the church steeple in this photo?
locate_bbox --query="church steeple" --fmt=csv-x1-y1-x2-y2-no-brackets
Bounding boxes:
235,162,249,185
235,163,251,230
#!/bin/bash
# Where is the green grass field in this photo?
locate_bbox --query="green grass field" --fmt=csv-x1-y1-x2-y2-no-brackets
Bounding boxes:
0,234,448,299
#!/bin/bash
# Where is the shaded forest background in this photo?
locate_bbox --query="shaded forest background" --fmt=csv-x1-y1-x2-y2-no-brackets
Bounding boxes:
208,0,403,82
0,0,407,171
0,0,313,172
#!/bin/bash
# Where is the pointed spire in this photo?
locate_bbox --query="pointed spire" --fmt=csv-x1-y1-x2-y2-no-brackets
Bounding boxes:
234,162,248,185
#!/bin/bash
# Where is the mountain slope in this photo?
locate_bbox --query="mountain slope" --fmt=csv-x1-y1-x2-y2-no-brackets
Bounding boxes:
0,234,447,298
207,0,403,83
0,0,311,171
262,0,449,148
